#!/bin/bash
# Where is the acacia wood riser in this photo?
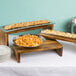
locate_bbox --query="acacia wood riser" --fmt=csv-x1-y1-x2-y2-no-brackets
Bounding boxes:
13,39,63,63
0,24,54,45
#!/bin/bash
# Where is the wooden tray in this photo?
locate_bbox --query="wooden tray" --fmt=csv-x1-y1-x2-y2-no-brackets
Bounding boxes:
39,33,76,43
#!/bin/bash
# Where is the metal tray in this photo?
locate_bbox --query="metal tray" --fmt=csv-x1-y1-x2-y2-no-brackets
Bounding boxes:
13,34,46,48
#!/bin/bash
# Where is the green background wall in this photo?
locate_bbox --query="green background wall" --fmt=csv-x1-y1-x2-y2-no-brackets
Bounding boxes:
0,0,76,34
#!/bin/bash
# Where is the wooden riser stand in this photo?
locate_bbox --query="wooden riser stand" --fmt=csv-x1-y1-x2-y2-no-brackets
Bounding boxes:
0,24,63,63
13,39,63,63
0,24,54,45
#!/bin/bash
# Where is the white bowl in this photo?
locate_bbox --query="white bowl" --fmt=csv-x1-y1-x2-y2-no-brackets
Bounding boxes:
0,45,11,62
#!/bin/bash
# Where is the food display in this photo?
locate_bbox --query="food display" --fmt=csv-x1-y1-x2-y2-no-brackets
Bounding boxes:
4,20,50,30
41,29,76,38
14,34,44,47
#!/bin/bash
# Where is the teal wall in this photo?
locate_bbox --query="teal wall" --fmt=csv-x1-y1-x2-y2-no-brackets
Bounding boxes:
0,0,76,34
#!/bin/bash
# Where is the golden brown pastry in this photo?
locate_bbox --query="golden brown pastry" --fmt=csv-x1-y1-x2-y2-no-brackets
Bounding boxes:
41,29,76,38
4,20,50,30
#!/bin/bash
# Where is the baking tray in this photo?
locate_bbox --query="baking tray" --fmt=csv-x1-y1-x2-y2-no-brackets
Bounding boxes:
0,22,54,32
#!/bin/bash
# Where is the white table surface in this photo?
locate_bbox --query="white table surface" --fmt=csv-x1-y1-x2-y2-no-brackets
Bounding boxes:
0,35,76,76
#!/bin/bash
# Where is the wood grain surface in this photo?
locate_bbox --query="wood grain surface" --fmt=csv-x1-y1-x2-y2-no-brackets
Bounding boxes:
0,30,8,45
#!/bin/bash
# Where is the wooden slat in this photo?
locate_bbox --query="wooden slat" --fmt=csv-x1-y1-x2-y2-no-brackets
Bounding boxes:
0,30,8,45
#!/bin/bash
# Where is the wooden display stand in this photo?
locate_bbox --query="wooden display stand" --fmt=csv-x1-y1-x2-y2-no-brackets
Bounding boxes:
0,23,63,63
0,24,54,45
13,39,63,63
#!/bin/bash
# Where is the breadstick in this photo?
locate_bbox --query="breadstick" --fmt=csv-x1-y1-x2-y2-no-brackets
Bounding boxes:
4,20,50,30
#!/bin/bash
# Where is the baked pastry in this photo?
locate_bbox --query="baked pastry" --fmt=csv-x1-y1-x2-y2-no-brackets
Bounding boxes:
4,20,50,30
41,29,76,38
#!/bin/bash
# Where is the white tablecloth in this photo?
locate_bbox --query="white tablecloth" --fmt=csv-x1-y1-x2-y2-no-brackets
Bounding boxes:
0,35,76,76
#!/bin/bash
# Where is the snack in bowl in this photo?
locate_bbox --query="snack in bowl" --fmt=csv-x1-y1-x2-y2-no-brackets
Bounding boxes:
14,34,44,47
